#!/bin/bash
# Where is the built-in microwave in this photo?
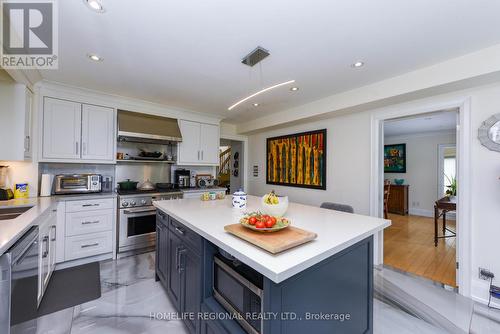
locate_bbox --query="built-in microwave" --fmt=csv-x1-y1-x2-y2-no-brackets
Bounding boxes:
213,254,264,334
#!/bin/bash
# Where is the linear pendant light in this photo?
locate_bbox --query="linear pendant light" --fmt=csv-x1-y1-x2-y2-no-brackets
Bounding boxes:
227,80,296,111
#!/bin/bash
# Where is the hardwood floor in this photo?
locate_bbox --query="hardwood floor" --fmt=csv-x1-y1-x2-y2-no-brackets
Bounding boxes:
383,214,456,287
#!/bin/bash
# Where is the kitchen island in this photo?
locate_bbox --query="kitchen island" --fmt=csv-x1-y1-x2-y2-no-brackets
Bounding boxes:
153,196,390,334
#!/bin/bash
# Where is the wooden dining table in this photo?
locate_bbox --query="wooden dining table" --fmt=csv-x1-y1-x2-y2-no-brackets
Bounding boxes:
434,196,457,246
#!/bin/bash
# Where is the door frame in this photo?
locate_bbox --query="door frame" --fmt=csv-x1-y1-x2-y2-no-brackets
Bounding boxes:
369,97,472,297
219,134,249,193
437,143,457,199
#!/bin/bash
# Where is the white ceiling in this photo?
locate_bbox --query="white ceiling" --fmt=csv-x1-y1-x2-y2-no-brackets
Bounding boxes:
384,111,458,137
40,0,500,123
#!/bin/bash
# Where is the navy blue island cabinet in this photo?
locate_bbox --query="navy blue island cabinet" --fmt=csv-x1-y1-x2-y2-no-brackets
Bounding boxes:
156,211,373,334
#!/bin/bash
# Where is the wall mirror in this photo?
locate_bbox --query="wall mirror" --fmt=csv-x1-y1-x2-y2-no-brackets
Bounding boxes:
478,114,500,152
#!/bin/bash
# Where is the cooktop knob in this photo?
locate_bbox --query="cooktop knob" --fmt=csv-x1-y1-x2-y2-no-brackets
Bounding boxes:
122,201,129,207
141,199,147,205
130,201,136,206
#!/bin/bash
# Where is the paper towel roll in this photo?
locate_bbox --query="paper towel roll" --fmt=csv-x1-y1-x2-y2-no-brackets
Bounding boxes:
40,174,53,197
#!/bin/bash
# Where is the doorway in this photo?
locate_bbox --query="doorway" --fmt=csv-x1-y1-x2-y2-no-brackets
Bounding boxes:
381,110,458,287
218,138,245,194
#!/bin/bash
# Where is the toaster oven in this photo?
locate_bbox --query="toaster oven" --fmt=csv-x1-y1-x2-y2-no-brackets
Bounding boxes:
54,174,102,194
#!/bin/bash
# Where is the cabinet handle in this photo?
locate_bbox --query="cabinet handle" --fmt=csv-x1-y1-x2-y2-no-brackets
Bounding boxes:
197,151,200,160
175,246,181,271
201,150,203,160
82,203,99,207
82,220,99,225
178,248,187,273
174,226,185,236
76,142,79,155
50,225,56,242
42,236,49,258
81,242,99,249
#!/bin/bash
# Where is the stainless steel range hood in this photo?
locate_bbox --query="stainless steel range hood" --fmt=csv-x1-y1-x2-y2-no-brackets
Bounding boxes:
117,110,182,144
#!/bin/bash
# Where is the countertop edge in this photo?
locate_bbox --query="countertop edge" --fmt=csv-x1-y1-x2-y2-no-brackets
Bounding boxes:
153,202,390,283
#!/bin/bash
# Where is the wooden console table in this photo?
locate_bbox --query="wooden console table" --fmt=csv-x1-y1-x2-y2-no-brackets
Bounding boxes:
434,196,457,246
387,184,409,215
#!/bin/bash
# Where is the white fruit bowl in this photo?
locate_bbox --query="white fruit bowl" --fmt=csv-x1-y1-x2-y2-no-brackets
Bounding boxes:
261,196,289,217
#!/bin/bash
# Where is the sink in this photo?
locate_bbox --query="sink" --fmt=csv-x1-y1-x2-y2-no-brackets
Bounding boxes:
0,206,33,220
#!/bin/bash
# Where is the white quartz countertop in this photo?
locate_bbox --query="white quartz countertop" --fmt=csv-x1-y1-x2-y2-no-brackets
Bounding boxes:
0,192,117,256
153,196,391,283
0,197,57,255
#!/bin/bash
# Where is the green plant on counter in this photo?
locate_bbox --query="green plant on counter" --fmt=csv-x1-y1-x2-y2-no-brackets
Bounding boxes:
445,174,457,197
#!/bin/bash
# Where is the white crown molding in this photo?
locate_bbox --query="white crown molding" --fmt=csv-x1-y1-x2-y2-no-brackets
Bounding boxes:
4,68,42,89
36,80,223,124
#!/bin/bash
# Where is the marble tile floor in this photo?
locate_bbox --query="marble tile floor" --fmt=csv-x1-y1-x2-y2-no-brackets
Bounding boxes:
30,252,500,334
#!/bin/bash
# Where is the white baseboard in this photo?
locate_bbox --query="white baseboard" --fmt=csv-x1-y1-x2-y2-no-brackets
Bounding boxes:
409,208,434,217
55,252,112,270
408,207,456,220
471,279,500,308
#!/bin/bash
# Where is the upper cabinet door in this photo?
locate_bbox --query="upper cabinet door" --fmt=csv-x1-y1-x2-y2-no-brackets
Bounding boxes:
199,123,219,164
178,120,201,164
81,104,115,161
42,97,82,160
23,88,33,160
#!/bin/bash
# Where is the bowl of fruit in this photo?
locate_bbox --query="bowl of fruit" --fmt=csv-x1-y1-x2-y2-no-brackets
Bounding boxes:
240,212,290,232
261,190,289,217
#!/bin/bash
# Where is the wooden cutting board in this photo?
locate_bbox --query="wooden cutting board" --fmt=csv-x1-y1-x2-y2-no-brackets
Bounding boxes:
224,224,317,254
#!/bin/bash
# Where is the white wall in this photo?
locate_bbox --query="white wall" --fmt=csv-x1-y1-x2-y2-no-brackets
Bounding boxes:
246,81,500,306
0,161,38,197
248,111,372,214
384,132,456,216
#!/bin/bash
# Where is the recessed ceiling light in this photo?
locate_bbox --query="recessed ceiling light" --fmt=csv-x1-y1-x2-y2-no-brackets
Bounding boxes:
290,87,299,92
252,103,260,107
87,53,103,62
84,0,105,12
228,80,295,111
352,61,364,68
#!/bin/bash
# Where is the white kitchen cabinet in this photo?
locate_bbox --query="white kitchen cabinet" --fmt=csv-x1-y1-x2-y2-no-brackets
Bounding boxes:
177,120,219,165
177,120,202,164
23,88,33,159
42,97,82,160
199,123,219,164
56,197,115,264
41,97,115,162
81,104,115,161
38,207,57,304
0,82,33,161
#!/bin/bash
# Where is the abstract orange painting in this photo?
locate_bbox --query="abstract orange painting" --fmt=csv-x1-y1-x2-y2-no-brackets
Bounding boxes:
266,129,326,190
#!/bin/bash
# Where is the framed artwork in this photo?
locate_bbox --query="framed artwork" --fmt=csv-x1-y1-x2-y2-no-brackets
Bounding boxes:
266,129,326,190
384,143,406,173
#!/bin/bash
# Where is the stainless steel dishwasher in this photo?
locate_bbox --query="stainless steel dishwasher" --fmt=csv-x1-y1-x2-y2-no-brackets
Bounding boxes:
0,226,40,334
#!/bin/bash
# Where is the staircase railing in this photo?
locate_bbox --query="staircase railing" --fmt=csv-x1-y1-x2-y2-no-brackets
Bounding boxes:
219,147,231,175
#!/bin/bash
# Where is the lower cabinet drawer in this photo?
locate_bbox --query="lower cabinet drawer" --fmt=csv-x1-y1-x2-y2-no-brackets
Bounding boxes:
65,210,113,236
65,198,114,212
65,231,112,261
169,217,202,253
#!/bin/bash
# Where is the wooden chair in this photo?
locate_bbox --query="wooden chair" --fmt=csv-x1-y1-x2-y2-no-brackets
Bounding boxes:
320,202,354,213
383,181,391,219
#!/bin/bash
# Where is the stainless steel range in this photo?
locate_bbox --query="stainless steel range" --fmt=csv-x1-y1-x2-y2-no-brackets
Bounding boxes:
118,189,182,253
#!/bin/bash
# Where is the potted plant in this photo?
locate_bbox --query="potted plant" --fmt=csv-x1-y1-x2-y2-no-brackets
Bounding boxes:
445,174,457,197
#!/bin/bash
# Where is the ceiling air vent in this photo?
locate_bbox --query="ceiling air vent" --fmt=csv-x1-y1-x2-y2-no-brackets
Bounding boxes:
241,46,270,67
